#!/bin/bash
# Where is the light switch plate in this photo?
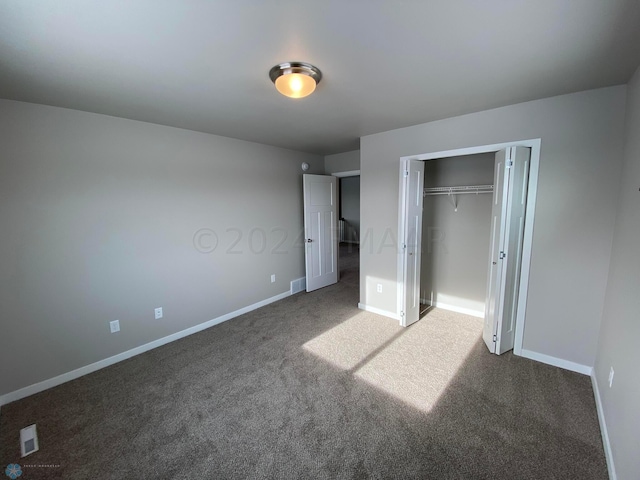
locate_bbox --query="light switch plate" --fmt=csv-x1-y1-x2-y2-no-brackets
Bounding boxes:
20,424,39,457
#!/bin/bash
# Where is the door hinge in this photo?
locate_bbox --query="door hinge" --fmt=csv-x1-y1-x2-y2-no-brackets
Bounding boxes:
499,251,506,259
493,334,497,342
404,170,409,177
402,243,407,250
400,311,405,317
506,160,513,168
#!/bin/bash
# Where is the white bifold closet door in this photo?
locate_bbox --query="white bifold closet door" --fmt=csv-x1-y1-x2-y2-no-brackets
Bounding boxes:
399,159,424,327
483,147,530,354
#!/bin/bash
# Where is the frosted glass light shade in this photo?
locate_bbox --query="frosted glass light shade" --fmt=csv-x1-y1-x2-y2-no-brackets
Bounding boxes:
269,62,322,99
275,73,316,98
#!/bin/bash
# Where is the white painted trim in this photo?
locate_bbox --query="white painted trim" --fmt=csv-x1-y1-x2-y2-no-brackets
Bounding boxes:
591,373,617,480
331,170,360,178
358,303,401,321
0,290,292,407
401,139,539,162
399,138,541,355
519,349,593,376
421,299,484,319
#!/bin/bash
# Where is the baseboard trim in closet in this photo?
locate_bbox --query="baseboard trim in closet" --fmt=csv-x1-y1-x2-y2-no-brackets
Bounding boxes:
421,300,484,319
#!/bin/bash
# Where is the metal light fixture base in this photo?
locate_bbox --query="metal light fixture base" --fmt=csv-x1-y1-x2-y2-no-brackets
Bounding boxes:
269,62,322,98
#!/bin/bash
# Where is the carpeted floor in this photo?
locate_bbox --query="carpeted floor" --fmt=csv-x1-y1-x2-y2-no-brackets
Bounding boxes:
0,245,608,479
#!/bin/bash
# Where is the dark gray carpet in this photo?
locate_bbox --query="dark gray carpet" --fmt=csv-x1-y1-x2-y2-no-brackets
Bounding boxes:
0,245,608,479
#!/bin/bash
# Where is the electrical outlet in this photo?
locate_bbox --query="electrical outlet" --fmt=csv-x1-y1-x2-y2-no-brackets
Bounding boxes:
155,307,163,319
109,320,120,333
608,367,614,388
377,283,383,293
271,274,276,283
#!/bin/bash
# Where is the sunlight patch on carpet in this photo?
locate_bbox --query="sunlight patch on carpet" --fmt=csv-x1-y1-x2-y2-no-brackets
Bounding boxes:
303,311,401,371
303,308,482,412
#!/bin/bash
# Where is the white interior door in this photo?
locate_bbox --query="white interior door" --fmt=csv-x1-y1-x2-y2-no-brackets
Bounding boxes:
483,147,531,354
303,174,338,292
400,160,424,327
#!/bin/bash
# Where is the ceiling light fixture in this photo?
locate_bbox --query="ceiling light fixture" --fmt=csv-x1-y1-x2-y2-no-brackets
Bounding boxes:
269,62,322,99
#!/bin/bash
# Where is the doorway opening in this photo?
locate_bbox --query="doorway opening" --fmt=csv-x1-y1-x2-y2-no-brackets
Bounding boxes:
397,140,540,357
334,170,360,287
303,170,361,293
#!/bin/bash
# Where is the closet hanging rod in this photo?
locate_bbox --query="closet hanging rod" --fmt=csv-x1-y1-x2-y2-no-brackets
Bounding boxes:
423,185,494,196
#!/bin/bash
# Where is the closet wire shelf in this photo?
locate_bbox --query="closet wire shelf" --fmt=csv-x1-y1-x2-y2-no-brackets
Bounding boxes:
423,185,494,212
423,185,494,197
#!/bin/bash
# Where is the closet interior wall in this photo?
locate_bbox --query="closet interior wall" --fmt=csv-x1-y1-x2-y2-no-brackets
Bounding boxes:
421,153,495,316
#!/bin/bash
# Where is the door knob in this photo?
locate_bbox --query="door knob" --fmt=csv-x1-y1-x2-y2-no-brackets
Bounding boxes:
306,239,313,243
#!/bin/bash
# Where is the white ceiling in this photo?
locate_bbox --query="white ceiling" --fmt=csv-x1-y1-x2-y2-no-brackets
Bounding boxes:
1,1,639,155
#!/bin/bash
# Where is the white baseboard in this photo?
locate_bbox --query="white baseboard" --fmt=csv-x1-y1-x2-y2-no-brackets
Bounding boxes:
591,373,617,480
519,349,593,376
0,290,291,407
421,299,484,319
357,303,401,321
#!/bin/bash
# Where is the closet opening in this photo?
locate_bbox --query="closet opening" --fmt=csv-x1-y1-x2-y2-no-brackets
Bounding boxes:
420,152,495,320
397,140,540,356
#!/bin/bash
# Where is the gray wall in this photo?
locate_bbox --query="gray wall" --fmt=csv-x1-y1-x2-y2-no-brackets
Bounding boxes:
360,86,626,368
594,67,640,479
324,150,360,174
421,154,494,313
340,176,360,243
0,100,323,397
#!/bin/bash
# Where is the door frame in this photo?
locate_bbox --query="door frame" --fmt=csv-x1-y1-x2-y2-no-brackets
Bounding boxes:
397,139,541,356
332,170,361,246
331,170,360,178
